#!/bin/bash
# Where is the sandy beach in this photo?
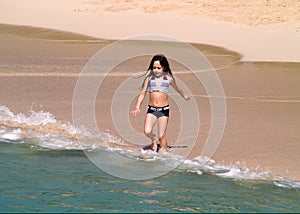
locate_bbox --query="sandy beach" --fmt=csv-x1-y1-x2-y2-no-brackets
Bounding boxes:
0,0,300,181
1,0,300,62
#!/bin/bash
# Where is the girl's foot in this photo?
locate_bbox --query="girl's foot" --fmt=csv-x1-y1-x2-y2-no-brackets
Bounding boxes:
158,147,168,154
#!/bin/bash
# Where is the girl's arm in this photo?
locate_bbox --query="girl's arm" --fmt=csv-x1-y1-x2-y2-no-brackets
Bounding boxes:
130,76,150,116
170,77,190,101
130,90,146,116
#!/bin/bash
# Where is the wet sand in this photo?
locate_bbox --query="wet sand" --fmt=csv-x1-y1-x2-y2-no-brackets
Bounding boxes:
0,24,299,180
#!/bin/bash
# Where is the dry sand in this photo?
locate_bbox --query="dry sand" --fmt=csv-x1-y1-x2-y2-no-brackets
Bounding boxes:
0,1,300,180
0,0,299,62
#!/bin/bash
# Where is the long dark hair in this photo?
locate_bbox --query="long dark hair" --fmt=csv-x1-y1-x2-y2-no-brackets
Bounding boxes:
142,54,175,88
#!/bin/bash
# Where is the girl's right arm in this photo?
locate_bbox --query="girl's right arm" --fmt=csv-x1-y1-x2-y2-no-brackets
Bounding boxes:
130,76,150,116
130,90,147,116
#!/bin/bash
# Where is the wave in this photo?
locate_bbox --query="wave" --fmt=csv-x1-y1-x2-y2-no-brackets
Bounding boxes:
0,105,121,150
0,104,299,188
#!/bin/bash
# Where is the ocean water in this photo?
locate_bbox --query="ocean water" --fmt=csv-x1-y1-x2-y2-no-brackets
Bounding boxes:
0,105,299,213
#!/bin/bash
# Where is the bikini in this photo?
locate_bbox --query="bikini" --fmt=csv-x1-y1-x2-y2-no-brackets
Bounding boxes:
148,74,169,94
147,74,170,118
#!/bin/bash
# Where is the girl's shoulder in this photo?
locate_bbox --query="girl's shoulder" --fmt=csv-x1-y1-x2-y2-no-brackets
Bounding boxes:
164,73,174,82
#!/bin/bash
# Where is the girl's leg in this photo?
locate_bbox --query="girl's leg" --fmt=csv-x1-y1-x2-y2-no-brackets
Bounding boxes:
157,116,169,150
144,113,158,151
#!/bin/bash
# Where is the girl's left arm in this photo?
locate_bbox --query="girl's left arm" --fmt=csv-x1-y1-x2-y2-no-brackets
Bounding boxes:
170,77,190,101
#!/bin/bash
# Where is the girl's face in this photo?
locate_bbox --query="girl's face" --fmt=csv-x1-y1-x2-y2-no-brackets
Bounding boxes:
153,60,164,77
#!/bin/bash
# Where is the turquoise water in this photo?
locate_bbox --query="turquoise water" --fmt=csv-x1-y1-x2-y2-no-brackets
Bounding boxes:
0,105,299,212
1,142,300,213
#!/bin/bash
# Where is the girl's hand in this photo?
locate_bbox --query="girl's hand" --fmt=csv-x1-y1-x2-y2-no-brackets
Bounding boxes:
183,95,190,101
130,108,141,116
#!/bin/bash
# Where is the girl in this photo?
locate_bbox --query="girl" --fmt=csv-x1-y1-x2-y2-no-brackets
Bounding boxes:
130,54,190,152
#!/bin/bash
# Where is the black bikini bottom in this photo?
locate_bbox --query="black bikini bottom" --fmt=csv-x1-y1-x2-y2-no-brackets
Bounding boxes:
147,105,169,118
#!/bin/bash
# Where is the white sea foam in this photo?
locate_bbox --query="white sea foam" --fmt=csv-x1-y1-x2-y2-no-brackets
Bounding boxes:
0,105,95,150
273,181,300,189
0,105,56,125
0,129,22,141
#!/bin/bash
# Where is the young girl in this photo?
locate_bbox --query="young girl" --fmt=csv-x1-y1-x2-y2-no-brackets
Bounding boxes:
130,54,190,152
